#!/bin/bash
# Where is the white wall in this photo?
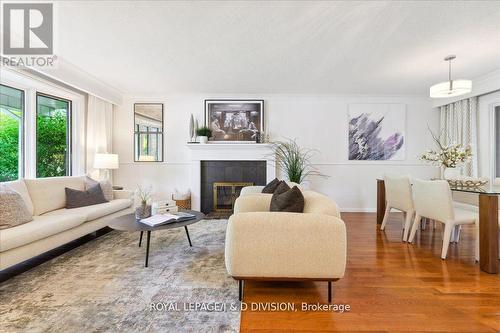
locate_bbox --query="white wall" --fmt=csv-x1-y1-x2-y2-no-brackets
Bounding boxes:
113,94,439,211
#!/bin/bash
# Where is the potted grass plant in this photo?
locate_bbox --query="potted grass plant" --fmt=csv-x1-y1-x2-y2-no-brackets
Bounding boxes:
269,138,327,185
196,126,212,144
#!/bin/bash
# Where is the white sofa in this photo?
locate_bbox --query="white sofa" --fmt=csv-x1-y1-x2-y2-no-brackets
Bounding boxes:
0,176,133,270
225,186,346,302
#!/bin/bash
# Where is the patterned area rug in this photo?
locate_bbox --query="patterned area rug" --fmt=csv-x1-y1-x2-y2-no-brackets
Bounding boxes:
0,219,240,332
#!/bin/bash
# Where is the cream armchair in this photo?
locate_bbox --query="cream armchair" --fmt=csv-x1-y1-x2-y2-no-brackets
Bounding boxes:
225,190,346,302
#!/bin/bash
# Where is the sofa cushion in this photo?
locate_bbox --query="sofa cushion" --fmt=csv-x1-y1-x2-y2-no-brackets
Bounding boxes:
0,185,33,230
43,199,132,222
0,214,86,252
270,186,304,213
302,191,341,218
24,176,86,215
261,178,280,193
2,179,34,215
65,184,108,209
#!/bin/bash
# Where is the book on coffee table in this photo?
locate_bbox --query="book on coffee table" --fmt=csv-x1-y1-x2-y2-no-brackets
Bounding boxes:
139,212,196,227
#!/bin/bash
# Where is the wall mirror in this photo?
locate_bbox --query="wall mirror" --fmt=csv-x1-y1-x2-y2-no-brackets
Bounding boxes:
134,103,164,162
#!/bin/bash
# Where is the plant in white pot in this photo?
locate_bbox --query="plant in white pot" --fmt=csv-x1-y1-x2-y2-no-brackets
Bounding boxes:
269,138,328,186
419,128,472,179
196,126,212,144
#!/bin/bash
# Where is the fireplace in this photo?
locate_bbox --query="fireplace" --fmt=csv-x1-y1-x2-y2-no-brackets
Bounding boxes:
213,182,254,212
186,143,276,212
200,160,266,214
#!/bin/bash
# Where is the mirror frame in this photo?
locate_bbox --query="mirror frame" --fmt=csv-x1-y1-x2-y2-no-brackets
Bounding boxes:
133,103,164,162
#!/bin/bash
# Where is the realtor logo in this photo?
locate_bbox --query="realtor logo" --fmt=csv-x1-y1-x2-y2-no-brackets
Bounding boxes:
2,3,53,55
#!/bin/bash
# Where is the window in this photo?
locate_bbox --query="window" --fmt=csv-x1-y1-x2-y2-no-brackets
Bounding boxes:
36,93,71,177
134,103,164,162
0,85,24,182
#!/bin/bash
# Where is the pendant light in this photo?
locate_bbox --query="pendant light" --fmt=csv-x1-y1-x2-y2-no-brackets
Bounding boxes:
430,55,472,98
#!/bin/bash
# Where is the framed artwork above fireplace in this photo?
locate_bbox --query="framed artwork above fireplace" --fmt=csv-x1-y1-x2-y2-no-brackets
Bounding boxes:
204,99,264,143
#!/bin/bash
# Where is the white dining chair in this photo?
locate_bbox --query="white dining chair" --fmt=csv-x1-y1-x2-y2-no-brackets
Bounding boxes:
408,179,478,260
380,174,415,242
452,191,500,260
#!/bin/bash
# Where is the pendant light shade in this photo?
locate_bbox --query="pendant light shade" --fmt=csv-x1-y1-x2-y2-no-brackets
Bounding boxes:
430,55,472,98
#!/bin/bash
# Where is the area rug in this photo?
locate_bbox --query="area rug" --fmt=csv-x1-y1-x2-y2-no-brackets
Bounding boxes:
0,219,240,333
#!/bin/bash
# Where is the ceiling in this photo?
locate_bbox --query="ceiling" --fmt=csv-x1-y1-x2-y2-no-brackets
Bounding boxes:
54,1,500,95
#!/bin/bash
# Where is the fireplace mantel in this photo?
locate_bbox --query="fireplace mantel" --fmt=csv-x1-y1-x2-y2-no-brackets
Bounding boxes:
186,143,276,210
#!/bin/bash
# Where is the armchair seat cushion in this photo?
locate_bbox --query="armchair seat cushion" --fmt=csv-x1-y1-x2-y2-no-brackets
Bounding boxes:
0,214,86,252
43,199,132,222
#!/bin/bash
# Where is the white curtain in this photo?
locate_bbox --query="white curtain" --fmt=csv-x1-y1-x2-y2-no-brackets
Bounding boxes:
439,97,478,177
86,95,114,178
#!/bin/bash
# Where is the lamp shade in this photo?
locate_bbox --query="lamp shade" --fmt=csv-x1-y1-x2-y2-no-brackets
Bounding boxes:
429,79,472,98
93,153,119,169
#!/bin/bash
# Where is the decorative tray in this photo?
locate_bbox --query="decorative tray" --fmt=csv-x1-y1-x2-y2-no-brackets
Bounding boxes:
447,178,488,188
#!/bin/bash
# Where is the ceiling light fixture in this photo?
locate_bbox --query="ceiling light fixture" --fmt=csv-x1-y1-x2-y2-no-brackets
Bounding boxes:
429,55,472,98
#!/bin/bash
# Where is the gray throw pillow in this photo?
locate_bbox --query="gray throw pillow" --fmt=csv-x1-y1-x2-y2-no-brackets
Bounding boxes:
0,185,33,229
85,176,113,201
65,184,108,209
261,178,280,193
270,186,304,213
273,181,291,195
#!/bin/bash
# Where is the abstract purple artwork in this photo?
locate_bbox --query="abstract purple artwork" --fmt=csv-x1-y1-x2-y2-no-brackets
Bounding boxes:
348,104,406,161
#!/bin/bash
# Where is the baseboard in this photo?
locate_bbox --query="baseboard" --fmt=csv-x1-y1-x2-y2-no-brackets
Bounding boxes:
340,208,376,213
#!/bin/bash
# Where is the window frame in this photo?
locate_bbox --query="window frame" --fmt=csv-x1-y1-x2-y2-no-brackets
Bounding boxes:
0,83,25,180
0,67,85,179
35,92,73,177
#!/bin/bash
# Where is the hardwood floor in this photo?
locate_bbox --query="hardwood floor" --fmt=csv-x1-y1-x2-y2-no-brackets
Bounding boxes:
240,212,500,332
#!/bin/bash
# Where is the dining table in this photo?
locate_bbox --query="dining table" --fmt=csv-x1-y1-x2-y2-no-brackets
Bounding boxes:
376,179,499,274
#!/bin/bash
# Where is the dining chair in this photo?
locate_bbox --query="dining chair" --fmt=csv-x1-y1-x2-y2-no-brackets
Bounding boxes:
452,191,500,260
408,179,478,259
380,174,415,242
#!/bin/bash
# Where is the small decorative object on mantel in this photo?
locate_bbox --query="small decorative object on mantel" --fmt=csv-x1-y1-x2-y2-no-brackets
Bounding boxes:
135,185,152,219
196,126,212,144
419,127,472,179
268,138,328,185
189,114,196,142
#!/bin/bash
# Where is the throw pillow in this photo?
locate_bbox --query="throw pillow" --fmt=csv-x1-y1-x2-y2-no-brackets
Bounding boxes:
261,178,281,193
0,185,33,229
270,186,304,213
85,176,113,201
66,184,108,209
273,180,291,195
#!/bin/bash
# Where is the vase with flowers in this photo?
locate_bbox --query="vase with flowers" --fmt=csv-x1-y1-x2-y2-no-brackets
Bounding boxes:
135,185,153,219
419,128,472,179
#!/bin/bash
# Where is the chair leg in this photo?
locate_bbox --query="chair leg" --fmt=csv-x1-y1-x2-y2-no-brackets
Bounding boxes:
408,214,421,243
475,225,480,262
328,281,332,303
380,206,391,231
454,225,461,243
402,211,414,242
238,280,244,301
421,218,427,230
441,223,454,260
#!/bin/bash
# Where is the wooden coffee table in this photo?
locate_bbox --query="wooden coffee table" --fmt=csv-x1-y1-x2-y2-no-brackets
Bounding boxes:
109,210,205,267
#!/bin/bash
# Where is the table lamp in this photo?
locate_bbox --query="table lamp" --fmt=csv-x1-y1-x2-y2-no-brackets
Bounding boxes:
93,153,119,181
